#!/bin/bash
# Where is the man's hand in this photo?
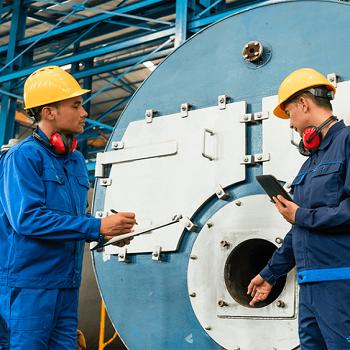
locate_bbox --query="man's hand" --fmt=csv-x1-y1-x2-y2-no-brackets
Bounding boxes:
273,195,299,224
100,212,136,236
100,212,136,247
247,274,273,307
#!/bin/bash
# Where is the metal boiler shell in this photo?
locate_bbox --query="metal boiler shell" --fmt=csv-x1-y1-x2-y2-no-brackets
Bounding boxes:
92,1,350,349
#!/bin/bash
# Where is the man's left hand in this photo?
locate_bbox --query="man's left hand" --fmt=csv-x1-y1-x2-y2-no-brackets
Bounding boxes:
273,195,299,224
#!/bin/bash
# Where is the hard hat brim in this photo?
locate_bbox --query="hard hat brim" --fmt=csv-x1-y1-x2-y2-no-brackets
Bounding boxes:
24,88,90,109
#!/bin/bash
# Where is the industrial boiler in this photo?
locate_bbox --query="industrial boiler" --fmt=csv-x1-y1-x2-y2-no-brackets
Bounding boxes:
91,1,350,349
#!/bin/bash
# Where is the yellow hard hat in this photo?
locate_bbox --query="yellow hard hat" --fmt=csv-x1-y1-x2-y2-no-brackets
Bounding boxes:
273,68,336,119
24,66,90,109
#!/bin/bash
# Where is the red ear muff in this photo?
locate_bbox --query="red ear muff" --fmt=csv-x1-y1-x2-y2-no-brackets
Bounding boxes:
298,116,338,156
50,133,66,154
302,127,321,151
50,133,77,155
70,137,77,153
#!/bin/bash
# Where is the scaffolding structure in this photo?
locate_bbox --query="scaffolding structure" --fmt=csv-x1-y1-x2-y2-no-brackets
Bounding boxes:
0,0,264,173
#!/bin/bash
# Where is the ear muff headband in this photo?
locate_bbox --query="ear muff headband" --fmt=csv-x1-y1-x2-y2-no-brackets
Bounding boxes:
299,116,337,156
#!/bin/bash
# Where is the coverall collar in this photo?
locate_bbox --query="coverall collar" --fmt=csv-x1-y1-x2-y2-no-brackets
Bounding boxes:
318,119,345,151
35,127,74,159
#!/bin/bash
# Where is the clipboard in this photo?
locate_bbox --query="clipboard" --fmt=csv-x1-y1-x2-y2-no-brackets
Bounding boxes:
256,175,294,203
91,214,182,251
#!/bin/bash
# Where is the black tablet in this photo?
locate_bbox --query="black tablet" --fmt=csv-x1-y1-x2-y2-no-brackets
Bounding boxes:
256,175,294,203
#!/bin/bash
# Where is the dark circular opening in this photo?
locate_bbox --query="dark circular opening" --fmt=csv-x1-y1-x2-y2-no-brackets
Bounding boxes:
249,47,256,54
224,238,286,308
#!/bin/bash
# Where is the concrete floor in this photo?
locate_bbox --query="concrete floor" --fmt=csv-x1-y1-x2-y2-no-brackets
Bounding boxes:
78,246,127,350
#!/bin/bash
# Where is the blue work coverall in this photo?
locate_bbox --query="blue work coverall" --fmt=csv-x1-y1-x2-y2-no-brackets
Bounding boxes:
260,120,350,349
0,129,101,350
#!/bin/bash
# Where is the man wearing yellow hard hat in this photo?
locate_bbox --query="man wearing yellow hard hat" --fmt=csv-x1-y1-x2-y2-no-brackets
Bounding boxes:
248,68,350,348
0,66,136,349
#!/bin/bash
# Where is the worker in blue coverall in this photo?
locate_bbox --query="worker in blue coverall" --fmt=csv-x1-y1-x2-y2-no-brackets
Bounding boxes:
247,68,350,350
0,66,136,350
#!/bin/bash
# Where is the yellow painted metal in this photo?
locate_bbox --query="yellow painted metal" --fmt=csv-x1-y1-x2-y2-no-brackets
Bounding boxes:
98,300,119,350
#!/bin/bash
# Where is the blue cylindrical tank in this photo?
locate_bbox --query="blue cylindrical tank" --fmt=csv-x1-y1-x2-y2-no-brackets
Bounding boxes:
92,1,350,349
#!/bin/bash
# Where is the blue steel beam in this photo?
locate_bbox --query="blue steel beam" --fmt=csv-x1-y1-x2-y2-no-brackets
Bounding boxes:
0,89,23,100
0,0,167,51
52,22,100,59
175,0,188,48
27,13,62,25
35,0,174,26
0,9,76,74
96,74,134,95
82,36,174,106
104,18,157,32
0,28,175,83
0,3,13,14
0,0,173,44
85,96,131,132
84,118,113,131
0,0,27,146
193,0,223,19
188,0,267,31
74,48,173,79
0,10,12,24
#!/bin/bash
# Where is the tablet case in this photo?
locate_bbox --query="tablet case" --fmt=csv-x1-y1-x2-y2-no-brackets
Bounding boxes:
256,175,294,203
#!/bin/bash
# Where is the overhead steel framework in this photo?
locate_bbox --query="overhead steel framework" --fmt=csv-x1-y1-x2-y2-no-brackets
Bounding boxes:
0,0,265,162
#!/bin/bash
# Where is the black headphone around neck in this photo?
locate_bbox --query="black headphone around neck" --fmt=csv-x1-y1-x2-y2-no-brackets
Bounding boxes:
33,129,77,155
298,116,338,156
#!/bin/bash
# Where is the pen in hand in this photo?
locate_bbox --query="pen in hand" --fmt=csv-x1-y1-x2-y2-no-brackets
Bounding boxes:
110,209,138,225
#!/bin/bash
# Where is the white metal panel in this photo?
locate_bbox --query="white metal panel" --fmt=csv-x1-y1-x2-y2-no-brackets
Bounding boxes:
101,102,246,254
188,195,299,350
331,80,350,125
262,96,305,184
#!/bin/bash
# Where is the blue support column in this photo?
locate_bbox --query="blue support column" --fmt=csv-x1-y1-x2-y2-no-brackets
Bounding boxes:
0,0,27,146
175,0,188,48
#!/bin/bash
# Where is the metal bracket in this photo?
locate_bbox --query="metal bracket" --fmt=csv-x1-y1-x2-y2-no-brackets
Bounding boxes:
118,247,128,262
216,185,230,200
145,109,156,123
180,103,191,117
95,211,108,218
152,246,162,261
240,111,269,123
218,95,229,109
100,178,112,187
111,141,124,150
241,153,270,165
327,72,338,87
184,218,198,232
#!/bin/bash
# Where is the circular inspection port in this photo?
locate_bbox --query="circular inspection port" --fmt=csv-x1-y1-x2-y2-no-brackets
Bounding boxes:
224,238,287,308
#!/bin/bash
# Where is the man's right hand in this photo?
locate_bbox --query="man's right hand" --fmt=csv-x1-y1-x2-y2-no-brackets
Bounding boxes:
100,212,136,236
100,212,136,247
247,274,273,307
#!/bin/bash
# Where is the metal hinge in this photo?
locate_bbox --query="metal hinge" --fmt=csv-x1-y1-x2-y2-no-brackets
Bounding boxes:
118,247,128,262
241,153,270,165
145,109,156,123
327,72,338,87
111,141,124,150
180,103,191,117
216,185,230,200
240,111,269,123
95,211,108,218
100,178,112,186
218,95,229,109
184,218,198,232
152,246,162,261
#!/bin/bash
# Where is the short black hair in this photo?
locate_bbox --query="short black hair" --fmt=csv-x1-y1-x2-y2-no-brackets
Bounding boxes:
285,88,333,111
27,102,60,123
